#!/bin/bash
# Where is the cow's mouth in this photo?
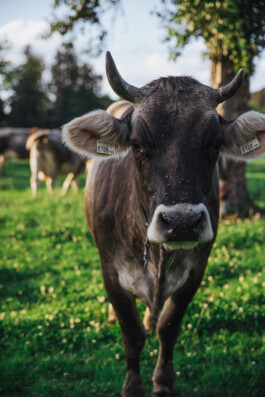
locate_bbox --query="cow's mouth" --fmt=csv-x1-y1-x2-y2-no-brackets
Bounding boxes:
163,241,199,251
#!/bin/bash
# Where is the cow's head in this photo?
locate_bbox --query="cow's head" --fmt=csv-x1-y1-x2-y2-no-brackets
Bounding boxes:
63,52,265,250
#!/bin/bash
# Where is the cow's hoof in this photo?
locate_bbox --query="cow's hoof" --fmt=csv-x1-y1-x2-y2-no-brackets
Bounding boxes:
122,371,145,397
152,384,178,396
152,365,177,396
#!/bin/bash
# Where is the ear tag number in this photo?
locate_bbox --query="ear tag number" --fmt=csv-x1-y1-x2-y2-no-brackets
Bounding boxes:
240,137,260,155
97,140,115,155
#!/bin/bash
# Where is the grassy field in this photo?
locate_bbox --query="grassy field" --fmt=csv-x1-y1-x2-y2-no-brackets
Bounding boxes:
0,158,265,397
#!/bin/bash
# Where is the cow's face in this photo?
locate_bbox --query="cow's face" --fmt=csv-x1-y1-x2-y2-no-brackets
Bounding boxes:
129,91,223,249
63,52,265,250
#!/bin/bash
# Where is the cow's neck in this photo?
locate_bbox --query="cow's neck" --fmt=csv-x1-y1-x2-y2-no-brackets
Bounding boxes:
128,163,175,319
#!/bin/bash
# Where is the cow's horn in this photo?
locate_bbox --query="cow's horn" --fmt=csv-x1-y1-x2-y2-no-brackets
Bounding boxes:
106,51,141,103
215,68,244,104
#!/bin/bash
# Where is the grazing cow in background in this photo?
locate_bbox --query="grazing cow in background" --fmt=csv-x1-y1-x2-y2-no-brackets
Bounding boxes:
63,52,265,397
0,128,30,175
26,128,85,198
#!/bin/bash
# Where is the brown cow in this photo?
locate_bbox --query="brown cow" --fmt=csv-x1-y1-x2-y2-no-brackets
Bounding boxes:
26,128,85,198
63,52,265,396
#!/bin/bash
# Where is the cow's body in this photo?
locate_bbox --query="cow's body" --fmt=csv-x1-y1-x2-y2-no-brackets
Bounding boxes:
26,128,85,198
63,52,265,396
86,101,219,309
0,128,30,174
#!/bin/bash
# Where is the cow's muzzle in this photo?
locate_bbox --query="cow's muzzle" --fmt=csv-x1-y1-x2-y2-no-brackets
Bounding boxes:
147,203,214,250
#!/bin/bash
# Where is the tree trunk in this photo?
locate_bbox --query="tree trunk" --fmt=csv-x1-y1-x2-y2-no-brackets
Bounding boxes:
211,57,259,217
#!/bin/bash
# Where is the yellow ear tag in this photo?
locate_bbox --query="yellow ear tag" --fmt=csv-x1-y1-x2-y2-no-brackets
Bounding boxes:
97,140,115,155
240,137,260,155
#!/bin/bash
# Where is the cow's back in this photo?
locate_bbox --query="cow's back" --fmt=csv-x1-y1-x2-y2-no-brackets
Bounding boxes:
27,129,85,177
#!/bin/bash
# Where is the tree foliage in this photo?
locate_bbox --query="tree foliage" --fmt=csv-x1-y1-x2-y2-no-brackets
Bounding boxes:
0,42,10,78
0,41,12,124
50,0,120,56
158,0,265,74
7,46,50,128
49,42,112,126
0,43,112,128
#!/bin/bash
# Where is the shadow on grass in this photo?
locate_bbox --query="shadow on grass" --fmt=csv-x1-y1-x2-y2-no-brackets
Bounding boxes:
0,265,61,304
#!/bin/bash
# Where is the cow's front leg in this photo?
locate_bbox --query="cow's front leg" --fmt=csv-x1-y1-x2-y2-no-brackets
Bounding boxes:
121,312,146,397
153,276,203,396
30,174,39,199
70,178,78,193
45,177,54,195
60,172,75,197
104,276,146,397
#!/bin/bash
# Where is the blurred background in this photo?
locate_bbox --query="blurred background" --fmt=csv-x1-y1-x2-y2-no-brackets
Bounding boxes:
0,0,265,128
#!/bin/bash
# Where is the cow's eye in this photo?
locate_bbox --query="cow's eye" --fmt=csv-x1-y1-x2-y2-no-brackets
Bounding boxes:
131,141,142,153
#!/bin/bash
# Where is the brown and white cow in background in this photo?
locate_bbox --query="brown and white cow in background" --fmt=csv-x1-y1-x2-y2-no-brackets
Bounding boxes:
0,128,30,175
26,128,85,198
63,52,265,397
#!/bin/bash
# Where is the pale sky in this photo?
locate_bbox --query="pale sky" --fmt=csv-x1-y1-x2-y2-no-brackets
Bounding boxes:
0,0,265,100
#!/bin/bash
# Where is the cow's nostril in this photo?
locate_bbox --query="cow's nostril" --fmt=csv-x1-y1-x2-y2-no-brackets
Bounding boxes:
193,212,204,232
161,212,169,223
160,212,176,228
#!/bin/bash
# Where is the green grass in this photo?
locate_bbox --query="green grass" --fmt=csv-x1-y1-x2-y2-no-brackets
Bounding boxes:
0,159,265,397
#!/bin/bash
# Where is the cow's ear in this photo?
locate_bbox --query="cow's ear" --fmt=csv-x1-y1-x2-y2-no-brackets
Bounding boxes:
62,110,131,158
220,111,265,161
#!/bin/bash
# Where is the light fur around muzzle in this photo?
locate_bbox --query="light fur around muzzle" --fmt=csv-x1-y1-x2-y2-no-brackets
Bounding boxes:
147,203,214,250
